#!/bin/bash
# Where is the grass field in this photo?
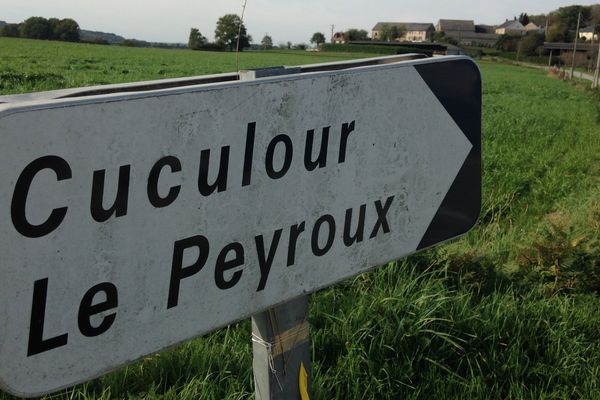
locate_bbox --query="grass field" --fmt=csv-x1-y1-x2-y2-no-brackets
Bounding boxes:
0,37,376,95
1,37,600,399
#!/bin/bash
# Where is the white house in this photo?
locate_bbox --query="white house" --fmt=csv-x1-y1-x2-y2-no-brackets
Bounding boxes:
579,26,598,41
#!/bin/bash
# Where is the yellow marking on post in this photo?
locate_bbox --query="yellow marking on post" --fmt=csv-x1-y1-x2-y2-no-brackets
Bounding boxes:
299,361,310,400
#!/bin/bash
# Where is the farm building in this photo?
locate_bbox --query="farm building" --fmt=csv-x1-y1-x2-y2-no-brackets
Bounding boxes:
436,19,475,35
436,19,498,46
371,22,435,42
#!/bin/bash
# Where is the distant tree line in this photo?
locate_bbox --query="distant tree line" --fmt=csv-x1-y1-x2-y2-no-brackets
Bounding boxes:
188,15,329,52
0,16,80,42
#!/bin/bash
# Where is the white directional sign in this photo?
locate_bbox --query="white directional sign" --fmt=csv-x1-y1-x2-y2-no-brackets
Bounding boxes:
0,56,481,397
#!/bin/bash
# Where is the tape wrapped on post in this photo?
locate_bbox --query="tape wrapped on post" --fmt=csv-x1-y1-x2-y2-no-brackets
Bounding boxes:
251,321,310,370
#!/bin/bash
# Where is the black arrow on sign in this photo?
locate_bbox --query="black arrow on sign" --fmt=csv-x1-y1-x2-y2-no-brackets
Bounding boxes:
415,59,482,250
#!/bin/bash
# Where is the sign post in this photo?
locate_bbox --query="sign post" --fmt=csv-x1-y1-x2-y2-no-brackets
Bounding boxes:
0,55,481,397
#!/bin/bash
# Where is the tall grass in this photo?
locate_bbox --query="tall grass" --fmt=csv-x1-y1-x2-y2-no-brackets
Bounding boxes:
311,260,600,399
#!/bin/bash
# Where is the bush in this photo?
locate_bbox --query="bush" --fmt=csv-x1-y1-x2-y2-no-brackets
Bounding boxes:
495,35,519,52
519,33,545,56
515,210,600,295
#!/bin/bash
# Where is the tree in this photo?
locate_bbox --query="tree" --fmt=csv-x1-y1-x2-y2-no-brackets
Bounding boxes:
121,39,136,47
310,32,326,48
592,5,600,25
261,34,273,50
0,23,20,37
48,18,60,39
188,28,207,50
431,31,458,45
518,13,530,26
528,14,548,26
345,28,369,41
55,18,80,42
519,32,544,56
214,14,250,51
379,24,405,41
495,35,519,52
19,17,52,39
556,5,591,30
546,23,568,42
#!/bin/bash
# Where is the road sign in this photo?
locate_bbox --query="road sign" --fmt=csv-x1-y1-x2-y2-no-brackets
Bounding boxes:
0,55,481,397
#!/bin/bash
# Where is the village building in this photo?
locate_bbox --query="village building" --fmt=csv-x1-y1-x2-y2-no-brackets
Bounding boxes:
371,22,435,42
435,19,498,47
525,22,545,33
332,32,346,44
436,19,475,37
579,26,599,41
495,20,526,36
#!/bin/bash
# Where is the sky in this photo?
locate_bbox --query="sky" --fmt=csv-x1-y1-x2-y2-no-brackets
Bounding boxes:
1,0,599,45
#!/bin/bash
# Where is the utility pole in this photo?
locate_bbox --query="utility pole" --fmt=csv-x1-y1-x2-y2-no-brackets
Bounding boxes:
593,38,600,89
570,11,582,79
330,24,335,43
546,15,552,67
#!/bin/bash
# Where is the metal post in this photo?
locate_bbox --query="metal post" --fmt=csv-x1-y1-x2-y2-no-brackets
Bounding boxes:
570,12,581,79
239,66,312,400
549,49,553,67
251,297,311,400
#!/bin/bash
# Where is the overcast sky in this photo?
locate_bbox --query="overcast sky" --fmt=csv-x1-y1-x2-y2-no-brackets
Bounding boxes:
1,1,598,44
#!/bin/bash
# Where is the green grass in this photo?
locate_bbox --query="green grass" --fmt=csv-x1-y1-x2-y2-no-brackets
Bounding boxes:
1,38,600,399
0,37,375,95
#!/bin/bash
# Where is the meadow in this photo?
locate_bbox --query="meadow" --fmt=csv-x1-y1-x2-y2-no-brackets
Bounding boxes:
0,38,376,95
1,37,600,399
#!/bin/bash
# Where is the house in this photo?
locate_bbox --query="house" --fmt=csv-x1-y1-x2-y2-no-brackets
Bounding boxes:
332,32,346,44
371,22,435,42
495,20,526,36
579,26,598,41
525,22,545,33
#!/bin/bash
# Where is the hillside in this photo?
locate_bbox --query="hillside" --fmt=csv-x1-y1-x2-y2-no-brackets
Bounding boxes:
79,29,125,44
